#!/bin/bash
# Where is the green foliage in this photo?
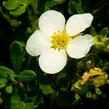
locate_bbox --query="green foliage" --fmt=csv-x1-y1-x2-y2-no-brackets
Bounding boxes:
44,0,65,10
0,93,3,104
10,92,35,109
94,27,109,50
22,102,34,109
5,85,13,94
38,74,54,95
39,83,54,95
86,91,92,98
3,0,19,10
0,66,16,91
0,84,6,89
0,78,7,85
68,0,84,15
0,66,15,78
71,0,84,13
18,70,36,82
10,41,25,73
100,27,109,36
95,88,102,95
73,93,81,104
11,93,21,109
0,7,22,27
3,0,32,16
10,19,22,27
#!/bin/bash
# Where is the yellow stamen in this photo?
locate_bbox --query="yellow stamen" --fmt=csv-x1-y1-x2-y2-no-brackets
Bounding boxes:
51,30,69,49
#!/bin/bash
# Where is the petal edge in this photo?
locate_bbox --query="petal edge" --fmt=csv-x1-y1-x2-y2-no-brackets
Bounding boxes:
67,34,94,59
39,10,65,36
66,13,93,36
26,30,50,56
39,49,67,74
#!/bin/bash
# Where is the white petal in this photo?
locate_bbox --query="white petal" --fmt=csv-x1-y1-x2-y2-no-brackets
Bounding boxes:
26,30,51,56
67,34,94,59
39,49,67,74
39,10,65,36
66,13,93,36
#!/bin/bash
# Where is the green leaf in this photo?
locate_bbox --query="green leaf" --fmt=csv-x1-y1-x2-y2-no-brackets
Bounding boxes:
39,83,54,95
75,93,81,101
53,0,65,3
26,102,34,109
90,27,96,36
18,70,36,82
0,92,3,105
3,0,32,16
45,0,65,10
10,41,25,73
86,92,92,98
3,0,19,10
0,97,3,104
20,101,34,109
11,93,21,109
11,93,34,109
5,85,13,94
95,88,102,95
0,84,6,89
71,0,84,13
92,93,98,100
0,66,15,78
100,27,108,36
10,19,22,27
10,5,26,16
0,78,7,84
58,79,69,91
72,93,81,105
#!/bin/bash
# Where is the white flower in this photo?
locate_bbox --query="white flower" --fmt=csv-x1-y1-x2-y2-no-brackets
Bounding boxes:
26,10,94,74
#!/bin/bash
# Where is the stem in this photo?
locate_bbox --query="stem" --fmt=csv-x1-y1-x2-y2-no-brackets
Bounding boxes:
48,90,58,109
26,56,32,69
28,0,39,32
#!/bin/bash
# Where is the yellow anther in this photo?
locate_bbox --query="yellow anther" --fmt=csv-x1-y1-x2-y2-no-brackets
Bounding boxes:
51,30,69,49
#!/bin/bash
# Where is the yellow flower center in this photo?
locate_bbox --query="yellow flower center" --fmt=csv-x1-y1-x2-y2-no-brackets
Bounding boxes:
51,30,69,49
